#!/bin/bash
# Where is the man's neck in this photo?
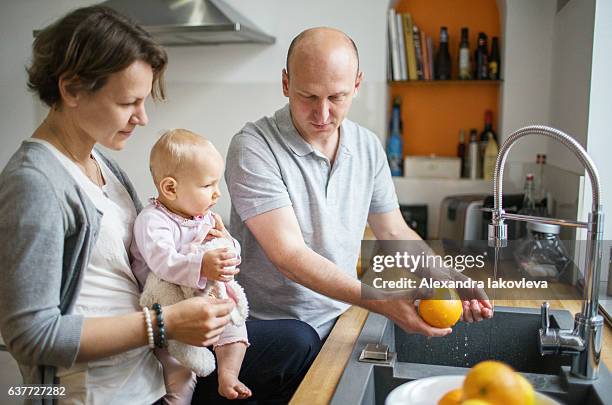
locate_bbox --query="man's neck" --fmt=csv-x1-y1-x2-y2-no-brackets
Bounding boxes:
310,132,339,163
294,121,341,164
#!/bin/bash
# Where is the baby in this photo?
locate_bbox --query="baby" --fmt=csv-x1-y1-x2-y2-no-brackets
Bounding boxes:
131,129,251,404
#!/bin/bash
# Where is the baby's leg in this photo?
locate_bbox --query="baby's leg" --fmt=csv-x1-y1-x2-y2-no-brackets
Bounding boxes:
215,343,251,400
155,348,197,405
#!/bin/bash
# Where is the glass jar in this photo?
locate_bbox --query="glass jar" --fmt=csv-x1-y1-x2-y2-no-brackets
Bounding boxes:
514,222,571,280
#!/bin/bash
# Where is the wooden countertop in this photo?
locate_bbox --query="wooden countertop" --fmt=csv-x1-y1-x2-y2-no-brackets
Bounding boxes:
290,301,612,405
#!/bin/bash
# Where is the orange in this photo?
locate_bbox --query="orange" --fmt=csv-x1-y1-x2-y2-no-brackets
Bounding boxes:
462,361,527,405
460,400,491,405
418,288,463,328
438,388,464,405
515,373,535,405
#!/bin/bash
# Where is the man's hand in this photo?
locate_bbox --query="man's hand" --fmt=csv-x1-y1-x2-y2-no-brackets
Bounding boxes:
461,299,493,322
365,299,452,337
455,285,494,323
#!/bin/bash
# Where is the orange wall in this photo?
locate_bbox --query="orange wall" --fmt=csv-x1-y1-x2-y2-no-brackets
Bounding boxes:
391,0,501,157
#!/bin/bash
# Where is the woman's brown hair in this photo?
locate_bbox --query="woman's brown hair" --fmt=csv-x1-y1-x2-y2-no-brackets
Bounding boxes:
27,5,168,107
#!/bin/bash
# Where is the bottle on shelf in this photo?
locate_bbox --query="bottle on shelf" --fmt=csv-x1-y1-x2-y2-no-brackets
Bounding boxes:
386,96,403,176
457,129,466,178
465,129,481,179
479,110,497,173
521,174,537,212
536,154,547,199
489,36,500,80
535,154,550,216
482,132,498,181
518,173,537,237
458,27,471,80
480,110,498,144
435,26,452,80
474,32,489,80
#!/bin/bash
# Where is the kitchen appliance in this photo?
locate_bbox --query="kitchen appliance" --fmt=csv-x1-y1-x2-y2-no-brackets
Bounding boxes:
399,204,427,239
38,0,276,46
438,195,487,241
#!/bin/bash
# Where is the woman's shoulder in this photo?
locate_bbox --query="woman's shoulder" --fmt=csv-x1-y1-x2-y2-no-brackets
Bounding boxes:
0,141,72,191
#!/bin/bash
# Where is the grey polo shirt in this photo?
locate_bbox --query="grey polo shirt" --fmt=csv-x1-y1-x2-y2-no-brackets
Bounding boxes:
225,104,398,337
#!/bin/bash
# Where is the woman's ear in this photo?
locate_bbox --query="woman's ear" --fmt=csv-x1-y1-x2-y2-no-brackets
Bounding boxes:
57,73,81,108
159,177,178,201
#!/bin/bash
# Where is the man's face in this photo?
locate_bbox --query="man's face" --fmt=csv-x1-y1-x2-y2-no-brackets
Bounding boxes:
282,47,362,142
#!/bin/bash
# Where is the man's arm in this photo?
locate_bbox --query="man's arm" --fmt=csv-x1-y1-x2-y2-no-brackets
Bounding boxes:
367,208,421,241
367,209,493,322
245,206,451,336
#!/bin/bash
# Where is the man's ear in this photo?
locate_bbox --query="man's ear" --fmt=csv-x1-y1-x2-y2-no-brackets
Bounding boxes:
58,73,82,108
354,71,364,94
159,176,178,201
282,68,290,97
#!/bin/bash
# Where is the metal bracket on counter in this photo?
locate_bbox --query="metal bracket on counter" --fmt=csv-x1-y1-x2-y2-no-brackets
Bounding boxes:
358,343,395,366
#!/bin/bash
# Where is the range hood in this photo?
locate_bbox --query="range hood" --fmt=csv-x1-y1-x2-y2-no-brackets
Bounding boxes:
99,0,275,46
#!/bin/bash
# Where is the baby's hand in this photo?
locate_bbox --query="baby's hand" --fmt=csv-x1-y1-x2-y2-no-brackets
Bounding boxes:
204,213,232,242
201,248,240,281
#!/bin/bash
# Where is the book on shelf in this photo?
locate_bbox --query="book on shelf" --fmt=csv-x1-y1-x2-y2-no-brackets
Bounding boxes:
402,13,418,81
386,34,392,81
421,32,430,80
388,12,438,82
412,25,424,80
387,9,401,81
395,12,407,80
427,36,434,80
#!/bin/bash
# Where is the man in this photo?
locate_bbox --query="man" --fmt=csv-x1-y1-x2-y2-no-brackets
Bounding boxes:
225,27,492,339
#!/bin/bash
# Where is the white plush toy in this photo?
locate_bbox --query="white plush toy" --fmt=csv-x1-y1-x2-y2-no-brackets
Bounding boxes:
140,237,249,377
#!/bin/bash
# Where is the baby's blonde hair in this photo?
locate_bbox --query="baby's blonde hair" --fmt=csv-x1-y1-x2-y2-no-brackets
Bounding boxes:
149,128,210,189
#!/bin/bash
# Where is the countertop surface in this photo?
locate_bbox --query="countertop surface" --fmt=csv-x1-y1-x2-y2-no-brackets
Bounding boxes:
290,228,612,404
290,301,612,405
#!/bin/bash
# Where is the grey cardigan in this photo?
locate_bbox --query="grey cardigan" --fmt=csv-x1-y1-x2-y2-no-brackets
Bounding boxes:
0,141,143,404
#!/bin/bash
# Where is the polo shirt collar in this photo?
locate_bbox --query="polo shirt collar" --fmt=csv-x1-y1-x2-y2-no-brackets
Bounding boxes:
275,104,352,158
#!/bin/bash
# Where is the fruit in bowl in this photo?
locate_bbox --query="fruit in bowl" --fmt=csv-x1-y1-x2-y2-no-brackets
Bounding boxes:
437,360,535,405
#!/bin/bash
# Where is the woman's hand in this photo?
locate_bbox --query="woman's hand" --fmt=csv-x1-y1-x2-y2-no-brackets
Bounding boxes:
164,297,235,347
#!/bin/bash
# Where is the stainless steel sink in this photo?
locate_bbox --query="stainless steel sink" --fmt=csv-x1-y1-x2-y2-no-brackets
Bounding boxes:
331,307,612,405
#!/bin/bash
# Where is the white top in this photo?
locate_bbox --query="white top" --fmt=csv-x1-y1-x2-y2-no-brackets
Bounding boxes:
26,139,164,405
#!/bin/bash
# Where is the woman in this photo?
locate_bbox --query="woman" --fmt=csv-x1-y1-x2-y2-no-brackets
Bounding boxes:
0,6,320,404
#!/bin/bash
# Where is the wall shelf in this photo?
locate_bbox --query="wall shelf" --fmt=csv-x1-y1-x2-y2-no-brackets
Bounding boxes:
389,80,503,86
389,0,502,157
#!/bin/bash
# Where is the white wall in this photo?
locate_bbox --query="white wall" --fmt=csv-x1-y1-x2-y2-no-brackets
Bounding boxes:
0,0,389,222
498,0,556,162
577,0,612,285
547,0,595,174
582,0,612,239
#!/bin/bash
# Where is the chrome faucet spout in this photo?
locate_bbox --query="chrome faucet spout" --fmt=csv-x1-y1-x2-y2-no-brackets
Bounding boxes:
488,125,604,380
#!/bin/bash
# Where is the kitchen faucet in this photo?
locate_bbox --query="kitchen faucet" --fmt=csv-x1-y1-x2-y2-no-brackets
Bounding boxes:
488,125,604,380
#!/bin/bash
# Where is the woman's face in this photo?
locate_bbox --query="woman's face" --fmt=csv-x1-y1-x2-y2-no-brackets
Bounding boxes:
72,60,153,150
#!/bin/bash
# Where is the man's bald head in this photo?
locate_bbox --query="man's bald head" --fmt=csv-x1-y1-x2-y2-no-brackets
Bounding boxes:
285,27,360,77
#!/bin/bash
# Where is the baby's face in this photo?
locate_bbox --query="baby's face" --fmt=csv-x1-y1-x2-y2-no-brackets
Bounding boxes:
173,147,224,218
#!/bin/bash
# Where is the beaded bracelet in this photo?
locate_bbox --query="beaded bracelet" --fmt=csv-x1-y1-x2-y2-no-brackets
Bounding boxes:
151,303,167,348
142,307,155,349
